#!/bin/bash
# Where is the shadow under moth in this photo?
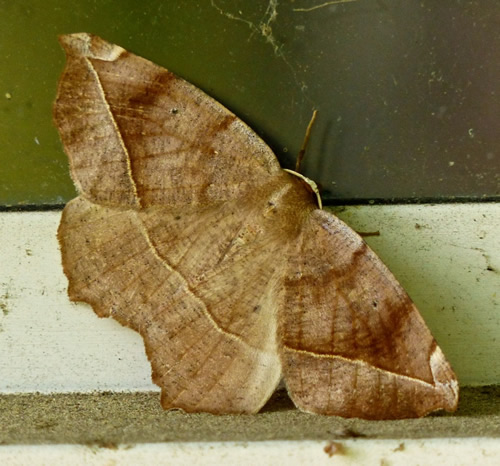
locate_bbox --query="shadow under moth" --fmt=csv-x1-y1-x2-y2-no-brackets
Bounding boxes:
54,33,458,419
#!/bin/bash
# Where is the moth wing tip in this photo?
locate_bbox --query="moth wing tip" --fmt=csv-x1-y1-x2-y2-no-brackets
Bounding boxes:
429,345,460,412
58,32,124,61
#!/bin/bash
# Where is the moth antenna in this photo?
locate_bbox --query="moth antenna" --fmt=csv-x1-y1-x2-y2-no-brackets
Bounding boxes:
295,109,318,173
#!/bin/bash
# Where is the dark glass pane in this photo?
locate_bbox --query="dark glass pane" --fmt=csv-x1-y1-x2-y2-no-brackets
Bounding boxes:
1,0,498,207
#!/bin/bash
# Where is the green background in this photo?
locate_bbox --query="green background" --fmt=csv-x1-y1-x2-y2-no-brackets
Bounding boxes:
1,0,498,207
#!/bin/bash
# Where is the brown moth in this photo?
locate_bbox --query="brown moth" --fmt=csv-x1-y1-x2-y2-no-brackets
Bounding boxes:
54,33,459,419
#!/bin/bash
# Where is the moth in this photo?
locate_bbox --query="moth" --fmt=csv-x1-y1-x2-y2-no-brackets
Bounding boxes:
54,33,458,419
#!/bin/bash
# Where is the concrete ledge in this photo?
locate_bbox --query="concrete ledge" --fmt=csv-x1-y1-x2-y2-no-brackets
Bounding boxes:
1,387,499,445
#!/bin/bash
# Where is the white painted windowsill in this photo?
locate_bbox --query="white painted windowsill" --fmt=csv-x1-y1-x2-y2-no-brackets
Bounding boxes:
1,203,499,464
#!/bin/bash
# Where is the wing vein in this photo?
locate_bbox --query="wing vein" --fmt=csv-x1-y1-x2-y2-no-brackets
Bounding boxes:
282,345,437,387
86,57,141,208
133,212,266,354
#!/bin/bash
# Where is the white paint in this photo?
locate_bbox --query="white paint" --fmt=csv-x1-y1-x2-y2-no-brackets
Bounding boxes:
1,438,500,466
335,203,500,386
0,204,498,394
0,211,156,394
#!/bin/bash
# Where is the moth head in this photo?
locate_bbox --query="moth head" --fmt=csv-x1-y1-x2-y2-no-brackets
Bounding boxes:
283,169,323,209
